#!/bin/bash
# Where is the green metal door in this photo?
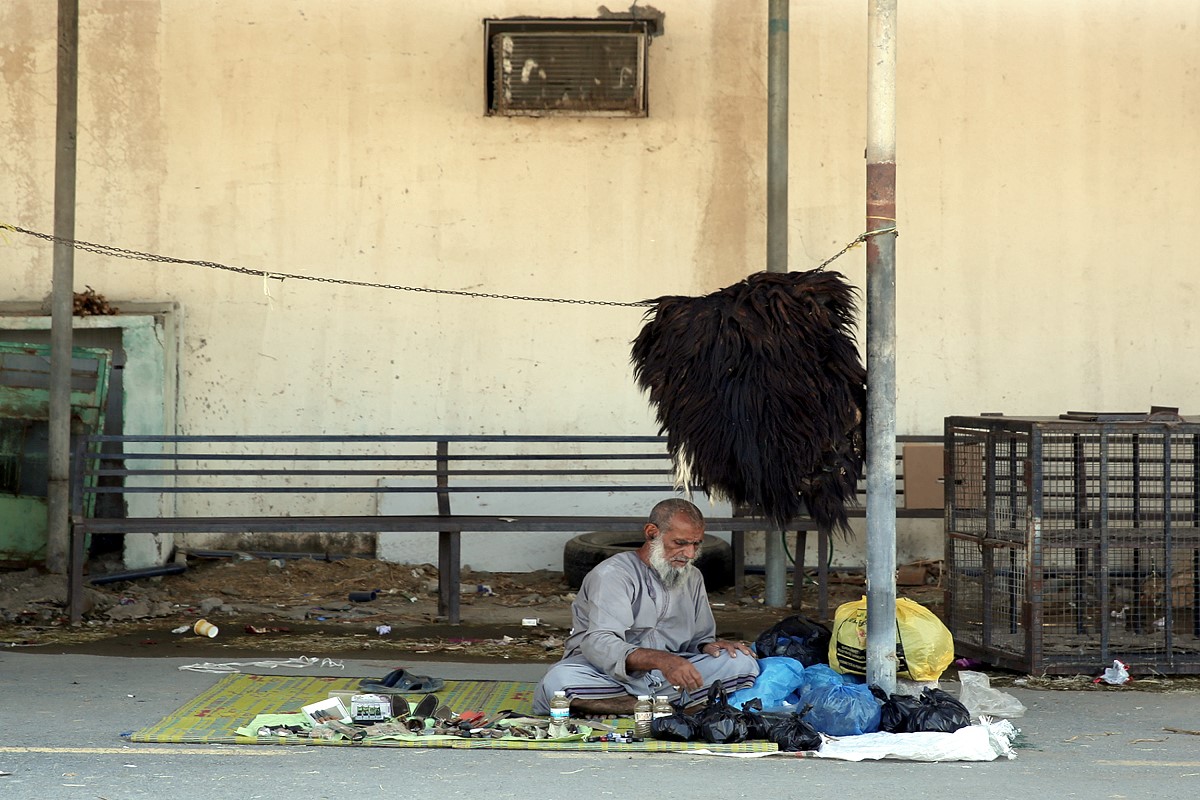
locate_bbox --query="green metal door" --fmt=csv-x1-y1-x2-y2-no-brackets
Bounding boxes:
0,341,111,563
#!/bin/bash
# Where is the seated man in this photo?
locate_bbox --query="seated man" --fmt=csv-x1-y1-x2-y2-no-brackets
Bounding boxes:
534,498,759,716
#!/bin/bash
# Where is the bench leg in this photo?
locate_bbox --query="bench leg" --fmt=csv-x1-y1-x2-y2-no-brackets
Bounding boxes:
791,531,807,610
817,529,830,620
732,531,745,598
438,529,461,624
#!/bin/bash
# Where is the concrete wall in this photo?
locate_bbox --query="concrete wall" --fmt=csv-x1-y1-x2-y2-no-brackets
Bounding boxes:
2,1,1198,568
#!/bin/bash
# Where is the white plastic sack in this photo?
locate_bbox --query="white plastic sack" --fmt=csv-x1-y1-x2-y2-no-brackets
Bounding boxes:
811,718,1018,762
957,671,1027,720
893,676,940,696
1099,659,1130,685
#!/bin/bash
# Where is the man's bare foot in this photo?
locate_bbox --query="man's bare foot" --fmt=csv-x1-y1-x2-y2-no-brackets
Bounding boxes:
569,695,638,716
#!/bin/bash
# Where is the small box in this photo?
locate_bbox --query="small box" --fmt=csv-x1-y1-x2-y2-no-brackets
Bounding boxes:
301,697,350,725
328,690,393,721
349,693,391,723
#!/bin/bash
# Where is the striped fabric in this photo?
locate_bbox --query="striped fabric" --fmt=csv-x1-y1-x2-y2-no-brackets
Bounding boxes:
126,674,777,753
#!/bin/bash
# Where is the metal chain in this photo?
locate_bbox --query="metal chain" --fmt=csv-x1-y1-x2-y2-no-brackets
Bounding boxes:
814,225,898,272
8,225,650,307
7,224,896,305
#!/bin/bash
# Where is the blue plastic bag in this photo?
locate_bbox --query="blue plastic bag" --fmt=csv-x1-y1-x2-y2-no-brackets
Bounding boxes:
728,657,807,711
802,682,881,736
797,663,849,702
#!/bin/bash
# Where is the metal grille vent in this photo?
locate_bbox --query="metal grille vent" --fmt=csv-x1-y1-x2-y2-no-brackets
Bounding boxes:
491,31,647,117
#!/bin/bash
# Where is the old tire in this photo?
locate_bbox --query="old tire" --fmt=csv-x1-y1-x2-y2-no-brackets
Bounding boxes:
562,531,734,591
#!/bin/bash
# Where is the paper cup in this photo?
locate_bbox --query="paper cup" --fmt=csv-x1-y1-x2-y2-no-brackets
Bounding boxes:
193,618,219,638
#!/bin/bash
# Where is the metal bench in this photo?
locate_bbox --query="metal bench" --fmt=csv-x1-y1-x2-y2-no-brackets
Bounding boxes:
68,433,943,624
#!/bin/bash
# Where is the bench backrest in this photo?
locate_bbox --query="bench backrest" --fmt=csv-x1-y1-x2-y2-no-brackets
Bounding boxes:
72,433,942,520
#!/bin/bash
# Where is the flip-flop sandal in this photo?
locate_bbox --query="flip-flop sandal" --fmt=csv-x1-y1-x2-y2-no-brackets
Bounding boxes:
388,696,411,718
411,693,440,721
358,668,445,694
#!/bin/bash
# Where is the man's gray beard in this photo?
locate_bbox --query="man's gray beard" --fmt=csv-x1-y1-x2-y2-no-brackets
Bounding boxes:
648,535,701,589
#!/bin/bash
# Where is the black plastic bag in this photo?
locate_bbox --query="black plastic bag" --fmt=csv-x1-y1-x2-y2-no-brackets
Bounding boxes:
695,681,750,744
870,684,924,733
738,698,773,740
650,711,700,741
753,615,832,666
767,704,822,752
906,687,971,733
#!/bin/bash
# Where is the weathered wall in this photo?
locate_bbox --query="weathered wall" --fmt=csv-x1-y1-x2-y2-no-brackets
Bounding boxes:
2,1,1198,567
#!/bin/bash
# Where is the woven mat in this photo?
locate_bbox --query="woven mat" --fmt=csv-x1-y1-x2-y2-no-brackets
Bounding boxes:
126,674,778,753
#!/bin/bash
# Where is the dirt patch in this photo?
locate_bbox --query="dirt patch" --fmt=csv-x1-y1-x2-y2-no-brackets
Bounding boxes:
0,553,929,661
8,556,1198,691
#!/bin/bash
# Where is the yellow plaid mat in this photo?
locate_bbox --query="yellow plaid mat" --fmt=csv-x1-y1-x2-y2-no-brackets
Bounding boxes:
126,674,777,753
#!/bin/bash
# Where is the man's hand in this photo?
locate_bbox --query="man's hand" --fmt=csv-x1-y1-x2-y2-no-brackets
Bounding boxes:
658,654,706,691
626,649,706,691
700,639,754,658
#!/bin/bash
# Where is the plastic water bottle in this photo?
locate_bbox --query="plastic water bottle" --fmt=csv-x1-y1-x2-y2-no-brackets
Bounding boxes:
548,690,570,738
653,695,672,720
634,695,653,738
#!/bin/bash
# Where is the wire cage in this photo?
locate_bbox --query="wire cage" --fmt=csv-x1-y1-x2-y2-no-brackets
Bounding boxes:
944,410,1200,675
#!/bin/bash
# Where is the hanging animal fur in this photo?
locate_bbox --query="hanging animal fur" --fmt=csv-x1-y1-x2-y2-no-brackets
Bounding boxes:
631,269,866,536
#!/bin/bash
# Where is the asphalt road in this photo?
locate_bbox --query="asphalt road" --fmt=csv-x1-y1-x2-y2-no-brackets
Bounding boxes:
2,650,1199,800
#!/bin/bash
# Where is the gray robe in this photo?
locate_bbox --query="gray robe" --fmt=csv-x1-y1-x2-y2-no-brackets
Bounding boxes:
566,551,715,682
533,551,759,713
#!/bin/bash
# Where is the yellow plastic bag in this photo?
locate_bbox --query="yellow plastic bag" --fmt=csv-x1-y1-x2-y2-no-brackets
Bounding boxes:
828,596,954,681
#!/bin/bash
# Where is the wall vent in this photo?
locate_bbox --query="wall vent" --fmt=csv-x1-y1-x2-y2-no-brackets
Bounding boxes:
485,20,650,117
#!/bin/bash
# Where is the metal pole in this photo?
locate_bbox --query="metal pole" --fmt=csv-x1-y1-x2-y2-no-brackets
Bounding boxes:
47,0,80,575
865,0,899,692
766,0,789,274
763,0,789,608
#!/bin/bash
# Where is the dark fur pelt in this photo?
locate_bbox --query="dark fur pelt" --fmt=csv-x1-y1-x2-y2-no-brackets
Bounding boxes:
631,270,866,535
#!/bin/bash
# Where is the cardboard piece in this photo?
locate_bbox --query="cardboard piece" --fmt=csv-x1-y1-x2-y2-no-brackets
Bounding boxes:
897,562,930,586
903,444,945,509
897,559,943,586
